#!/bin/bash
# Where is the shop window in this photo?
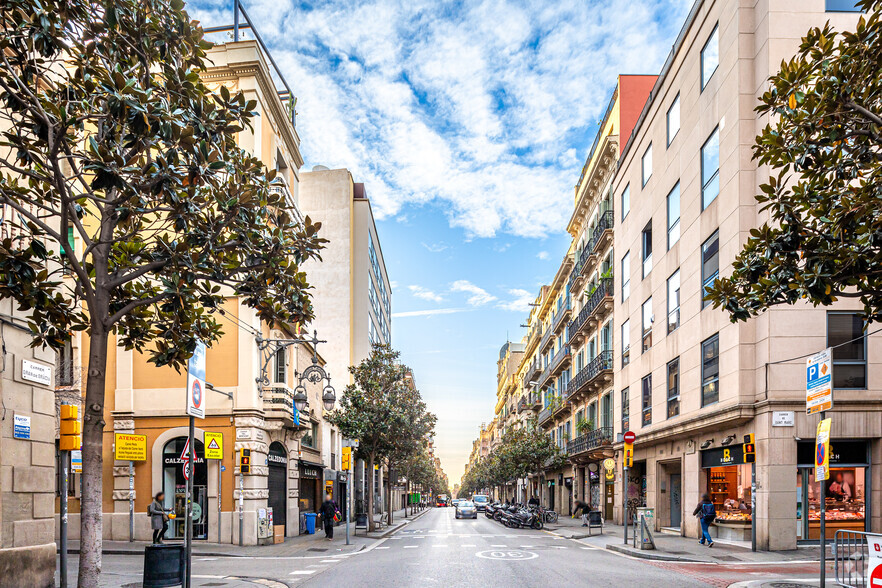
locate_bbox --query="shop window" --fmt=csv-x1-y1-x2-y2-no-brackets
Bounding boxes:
621,387,630,432
621,184,630,221
806,468,865,538
701,25,719,90
701,230,719,309
621,319,630,366
667,270,680,333
827,312,867,389
667,358,680,418
641,374,652,427
702,127,720,209
667,182,680,249
706,464,752,527
622,251,630,300
642,297,653,352
701,334,720,406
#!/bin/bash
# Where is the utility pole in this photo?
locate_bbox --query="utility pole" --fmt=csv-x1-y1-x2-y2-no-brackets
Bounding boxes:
185,415,194,588
59,451,69,588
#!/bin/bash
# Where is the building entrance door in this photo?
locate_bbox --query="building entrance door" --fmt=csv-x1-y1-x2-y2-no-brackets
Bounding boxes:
267,442,288,533
162,437,208,540
670,473,682,528
604,482,614,521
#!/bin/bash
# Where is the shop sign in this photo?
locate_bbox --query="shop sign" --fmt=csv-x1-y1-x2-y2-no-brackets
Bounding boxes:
806,348,833,415
300,464,321,479
602,458,615,471
797,440,867,465
815,418,832,481
114,433,147,461
13,414,30,439
21,359,52,386
700,445,747,468
203,432,223,460
772,411,794,427
268,453,287,465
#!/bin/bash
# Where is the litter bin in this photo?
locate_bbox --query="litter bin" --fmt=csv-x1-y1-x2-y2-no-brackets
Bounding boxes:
143,544,185,588
304,512,317,534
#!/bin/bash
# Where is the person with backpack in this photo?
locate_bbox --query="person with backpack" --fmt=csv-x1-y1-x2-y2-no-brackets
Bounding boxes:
692,493,716,547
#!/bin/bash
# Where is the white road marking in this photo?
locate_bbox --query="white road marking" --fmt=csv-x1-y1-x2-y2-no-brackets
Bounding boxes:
403,545,418,549
320,560,340,563
491,544,507,547
551,546,567,549
290,571,316,575
375,546,390,550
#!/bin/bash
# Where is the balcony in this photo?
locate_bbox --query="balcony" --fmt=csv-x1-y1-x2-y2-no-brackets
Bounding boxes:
517,395,528,413
524,357,541,384
569,210,614,292
566,350,613,401
538,345,571,387
569,245,593,290
537,406,553,427
549,300,571,336
567,426,614,462
263,384,309,429
589,210,614,254
538,325,554,353
567,277,613,344
529,390,542,410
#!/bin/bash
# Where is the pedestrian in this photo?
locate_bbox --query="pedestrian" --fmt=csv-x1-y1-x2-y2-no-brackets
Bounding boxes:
148,492,169,544
528,495,540,508
573,499,591,527
319,492,339,541
692,493,716,547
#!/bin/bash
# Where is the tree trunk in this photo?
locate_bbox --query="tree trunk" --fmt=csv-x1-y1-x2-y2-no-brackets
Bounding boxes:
78,322,109,587
367,453,375,532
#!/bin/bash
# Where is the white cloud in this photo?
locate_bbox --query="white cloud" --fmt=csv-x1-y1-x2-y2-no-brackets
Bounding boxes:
408,285,444,303
537,251,550,260
498,288,534,313
392,308,466,318
191,0,693,239
451,280,497,306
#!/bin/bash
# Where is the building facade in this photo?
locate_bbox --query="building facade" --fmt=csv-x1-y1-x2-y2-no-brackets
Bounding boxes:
611,0,874,550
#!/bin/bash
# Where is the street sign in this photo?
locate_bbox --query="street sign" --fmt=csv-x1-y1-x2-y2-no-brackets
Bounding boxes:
204,432,223,459
806,348,833,415
114,433,147,461
623,431,636,444
867,534,882,587
186,342,206,419
71,449,82,473
816,418,832,481
13,414,30,439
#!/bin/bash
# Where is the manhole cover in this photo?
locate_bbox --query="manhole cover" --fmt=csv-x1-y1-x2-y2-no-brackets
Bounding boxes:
766,583,815,588
308,547,328,552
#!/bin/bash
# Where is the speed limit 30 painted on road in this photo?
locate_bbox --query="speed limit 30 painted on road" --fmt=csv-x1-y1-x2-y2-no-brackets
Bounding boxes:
475,550,538,560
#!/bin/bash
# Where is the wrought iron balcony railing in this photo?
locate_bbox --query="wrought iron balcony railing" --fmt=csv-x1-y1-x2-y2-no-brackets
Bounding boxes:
567,426,614,456
566,350,613,398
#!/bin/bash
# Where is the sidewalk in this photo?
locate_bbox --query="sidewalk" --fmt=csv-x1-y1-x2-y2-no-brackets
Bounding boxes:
546,515,829,564
63,507,429,558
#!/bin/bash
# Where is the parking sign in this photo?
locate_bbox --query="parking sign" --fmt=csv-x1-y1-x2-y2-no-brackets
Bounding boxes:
806,348,833,415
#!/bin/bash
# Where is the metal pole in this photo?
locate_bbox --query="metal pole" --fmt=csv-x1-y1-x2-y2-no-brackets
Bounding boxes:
345,469,351,545
59,451,69,588
623,465,629,545
129,461,135,542
751,461,757,552
238,472,244,547
233,0,240,41
820,410,826,588
218,460,223,544
185,416,194,588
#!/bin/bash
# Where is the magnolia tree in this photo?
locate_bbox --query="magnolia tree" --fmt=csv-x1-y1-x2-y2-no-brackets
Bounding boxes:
707,0,882,322
0,1,325,584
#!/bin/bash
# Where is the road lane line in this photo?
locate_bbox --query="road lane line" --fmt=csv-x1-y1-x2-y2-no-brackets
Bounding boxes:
290,571,316,575
375,546,390,550
403,546,418,549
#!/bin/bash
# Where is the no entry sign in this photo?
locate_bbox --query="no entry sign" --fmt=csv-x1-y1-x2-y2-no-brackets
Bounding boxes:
624,431,636,444
867,534,882,587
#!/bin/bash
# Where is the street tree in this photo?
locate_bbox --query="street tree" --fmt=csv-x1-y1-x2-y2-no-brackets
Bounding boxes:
0,1,325,583
706,0,882,322
326,344,414,531
385,384,436,524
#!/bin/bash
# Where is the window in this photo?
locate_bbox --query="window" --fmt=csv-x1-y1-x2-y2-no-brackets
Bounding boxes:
302,422,318,448
621,319,631,367
701,230,720,309
587,403,596,429
701,334,720,406
621,387,630,432
57,339,74,387
826,0,862,10
621,184,630,221
641,221,652,278
622,252,631,300
273,347,287,383
667,94,680,145
60,226,75,275
642,297,653,352
828,313,867,388
701,25,719,90
600,321,612,352
667,182,680,249
642,144,653,186
602,393,612,429
667,270,681,333
642,374,652,426
701,127,720,208
667,358,680,418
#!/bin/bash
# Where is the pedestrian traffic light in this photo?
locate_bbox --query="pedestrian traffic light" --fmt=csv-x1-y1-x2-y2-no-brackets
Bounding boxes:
59,404,81,451
744,434,754,445
239,448,251,474
743,434,755,463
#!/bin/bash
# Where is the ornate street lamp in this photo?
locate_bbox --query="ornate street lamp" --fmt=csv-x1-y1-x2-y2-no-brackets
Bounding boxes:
256,330,336,413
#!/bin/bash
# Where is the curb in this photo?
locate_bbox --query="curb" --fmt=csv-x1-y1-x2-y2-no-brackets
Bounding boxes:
62,543,368,558
605,543,705,562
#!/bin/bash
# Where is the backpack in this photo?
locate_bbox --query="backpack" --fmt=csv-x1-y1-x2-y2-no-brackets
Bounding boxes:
700,502,716,521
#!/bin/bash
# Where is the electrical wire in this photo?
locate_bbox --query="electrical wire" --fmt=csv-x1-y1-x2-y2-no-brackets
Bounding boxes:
215,306,260,337
769,326,882,365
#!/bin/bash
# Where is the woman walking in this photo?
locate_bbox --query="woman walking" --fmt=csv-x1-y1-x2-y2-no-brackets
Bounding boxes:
319,492,339,541
692,493,716,547
148,492,169,544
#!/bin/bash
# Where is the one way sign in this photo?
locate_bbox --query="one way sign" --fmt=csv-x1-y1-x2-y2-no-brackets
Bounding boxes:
204,432,223,460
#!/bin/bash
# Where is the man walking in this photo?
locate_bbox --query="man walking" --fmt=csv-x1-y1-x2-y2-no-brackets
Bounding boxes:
692,493,716,547
319,492,339,541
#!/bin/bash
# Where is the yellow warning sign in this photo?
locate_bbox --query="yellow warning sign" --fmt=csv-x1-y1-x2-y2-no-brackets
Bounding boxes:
204,432,223,460
114,433,147,461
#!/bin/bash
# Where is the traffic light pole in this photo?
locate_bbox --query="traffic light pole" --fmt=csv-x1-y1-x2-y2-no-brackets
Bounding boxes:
623,465,629,545
345,469,351,546
238,471,244,547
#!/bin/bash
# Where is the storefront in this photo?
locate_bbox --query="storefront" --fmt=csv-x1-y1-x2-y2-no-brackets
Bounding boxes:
267,442,288,534
162,437,208,540
298,460,323,533
700,446,752,541
796,440,869,541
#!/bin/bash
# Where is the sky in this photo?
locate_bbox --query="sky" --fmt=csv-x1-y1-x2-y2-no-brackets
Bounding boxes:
189,0,693,487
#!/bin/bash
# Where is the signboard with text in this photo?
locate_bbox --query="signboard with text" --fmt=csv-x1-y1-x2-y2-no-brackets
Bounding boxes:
114,433,147,461
204,432,223,459
806,348,833,415
867,534,882,588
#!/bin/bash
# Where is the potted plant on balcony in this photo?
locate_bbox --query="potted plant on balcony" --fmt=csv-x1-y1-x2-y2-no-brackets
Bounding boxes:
576,418,593,436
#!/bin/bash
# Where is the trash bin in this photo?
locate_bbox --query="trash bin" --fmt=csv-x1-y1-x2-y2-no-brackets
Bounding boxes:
304,512,317,534
143,544,185,588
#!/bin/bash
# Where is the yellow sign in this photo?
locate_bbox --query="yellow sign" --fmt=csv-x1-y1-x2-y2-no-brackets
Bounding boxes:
816,418,832,481
325,481,334,494
114,433,147,461
603,458,615,471
341,447,352,471
204,432,223,460
605,468,615,481
624,443,634,468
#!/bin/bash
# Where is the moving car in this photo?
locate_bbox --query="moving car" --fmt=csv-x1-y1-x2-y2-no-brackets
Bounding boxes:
455,500,477,519
436,495,449,507
471,494,490,512
451,498,462,507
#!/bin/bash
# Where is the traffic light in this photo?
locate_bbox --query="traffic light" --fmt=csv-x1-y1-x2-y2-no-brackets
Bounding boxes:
239,448,251,474
59,404,81,451
743,434,755,463
341,447,351,471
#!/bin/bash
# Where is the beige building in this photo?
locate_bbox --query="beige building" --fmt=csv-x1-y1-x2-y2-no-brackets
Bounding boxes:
299,168,392,517
611,0,876,550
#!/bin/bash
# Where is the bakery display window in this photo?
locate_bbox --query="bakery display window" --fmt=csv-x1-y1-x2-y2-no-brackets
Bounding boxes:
706,464,752,524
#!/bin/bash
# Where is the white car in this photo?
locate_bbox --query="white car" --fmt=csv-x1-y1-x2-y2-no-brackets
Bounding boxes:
455,500,477,519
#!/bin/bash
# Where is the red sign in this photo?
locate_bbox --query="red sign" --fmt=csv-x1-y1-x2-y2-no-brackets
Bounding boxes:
870,563,882,588
624,431,636,444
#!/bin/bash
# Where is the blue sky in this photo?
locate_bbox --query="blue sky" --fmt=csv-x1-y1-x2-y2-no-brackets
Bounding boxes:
189,0,693,486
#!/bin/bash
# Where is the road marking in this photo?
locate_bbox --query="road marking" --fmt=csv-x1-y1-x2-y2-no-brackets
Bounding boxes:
475,550,538,561
491,544,507,547
320,560,340,563
551,546,567,549
520,545,534,548
290,571,316,575
403,545,418,549
375,546,390,550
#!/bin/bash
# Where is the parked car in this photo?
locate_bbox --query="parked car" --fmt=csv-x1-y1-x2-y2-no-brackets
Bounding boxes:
471,495,490,512
455,500,477,519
